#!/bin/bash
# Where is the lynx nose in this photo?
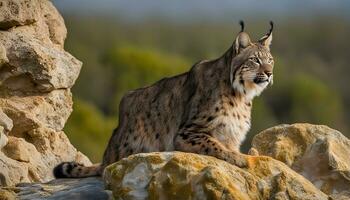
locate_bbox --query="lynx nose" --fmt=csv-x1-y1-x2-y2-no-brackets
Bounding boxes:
265,71,272,77
261,63,273,77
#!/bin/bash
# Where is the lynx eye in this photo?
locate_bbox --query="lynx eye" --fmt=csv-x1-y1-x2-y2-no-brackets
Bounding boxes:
249,57,260,64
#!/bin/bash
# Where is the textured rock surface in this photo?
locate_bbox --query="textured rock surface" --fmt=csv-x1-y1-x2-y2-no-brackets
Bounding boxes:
251,123,350,199
0,0,41,30
0,127,8,149
0,0,90,186
0,109,12,149
1,177,112,200
0,0,66,46
104,152,328,200
3,124,348,199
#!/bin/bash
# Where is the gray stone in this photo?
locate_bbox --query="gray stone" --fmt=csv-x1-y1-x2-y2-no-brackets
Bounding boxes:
13,177,112,200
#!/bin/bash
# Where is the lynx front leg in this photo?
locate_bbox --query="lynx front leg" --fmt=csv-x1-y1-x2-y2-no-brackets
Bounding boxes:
174,132,248,167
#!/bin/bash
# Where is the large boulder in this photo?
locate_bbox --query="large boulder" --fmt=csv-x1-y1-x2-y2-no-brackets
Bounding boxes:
104,152,328,200
251,123,350,199
0,0,90,186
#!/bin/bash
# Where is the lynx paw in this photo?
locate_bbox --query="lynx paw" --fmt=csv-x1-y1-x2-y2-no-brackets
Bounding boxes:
226,152,248,168
248,147,259,156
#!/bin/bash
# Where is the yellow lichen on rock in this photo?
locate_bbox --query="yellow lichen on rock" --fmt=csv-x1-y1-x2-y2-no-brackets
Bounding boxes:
104,152,328,200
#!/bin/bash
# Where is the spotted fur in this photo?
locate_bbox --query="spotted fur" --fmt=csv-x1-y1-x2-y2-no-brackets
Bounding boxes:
53,162,102,178
54,21,274,178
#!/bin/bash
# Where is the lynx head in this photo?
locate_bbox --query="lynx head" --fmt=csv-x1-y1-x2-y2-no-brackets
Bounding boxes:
230,21,274,101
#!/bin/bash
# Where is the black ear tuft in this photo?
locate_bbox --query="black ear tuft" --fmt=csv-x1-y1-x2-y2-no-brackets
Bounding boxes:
269,21,274,35
239,20,245,32
258,21,274,48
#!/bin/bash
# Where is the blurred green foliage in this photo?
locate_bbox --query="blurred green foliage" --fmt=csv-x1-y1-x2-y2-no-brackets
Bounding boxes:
64,98,115,161
290,74,344,126
63,17,349,162
104,46,190,114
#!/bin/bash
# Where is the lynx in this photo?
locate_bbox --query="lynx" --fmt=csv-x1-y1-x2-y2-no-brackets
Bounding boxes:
54,21,274,178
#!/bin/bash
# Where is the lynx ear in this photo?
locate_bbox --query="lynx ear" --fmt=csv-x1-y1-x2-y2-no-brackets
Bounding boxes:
259,21,273,48
235,21,252,54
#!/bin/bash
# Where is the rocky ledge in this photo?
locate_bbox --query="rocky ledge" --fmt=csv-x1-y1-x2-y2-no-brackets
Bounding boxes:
1,123,349,200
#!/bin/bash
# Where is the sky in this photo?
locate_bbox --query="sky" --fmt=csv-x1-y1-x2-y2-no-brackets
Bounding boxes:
52,0,350,22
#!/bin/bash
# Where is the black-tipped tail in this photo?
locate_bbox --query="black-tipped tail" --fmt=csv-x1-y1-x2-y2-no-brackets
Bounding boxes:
54,162,101,178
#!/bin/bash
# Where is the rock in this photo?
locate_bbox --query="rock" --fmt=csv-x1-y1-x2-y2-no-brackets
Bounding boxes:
0,90,73,133
0,127,8,149
0,0,90,186
251,123,350,199
2,136,38,162
0,150,29,186
0,109,12,133
0,0,66,47
0,32,81,93
0,43,8,66
0,109,11,149
0,0,41,30
0,128,90,186
0,188,17,200
104,152,328,200
38,0,67,47
1,177,112,200
0,0,77,95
